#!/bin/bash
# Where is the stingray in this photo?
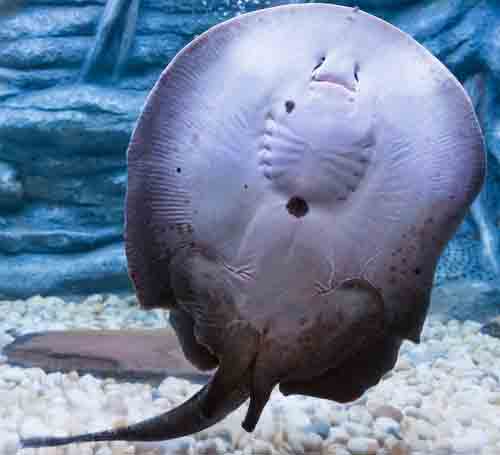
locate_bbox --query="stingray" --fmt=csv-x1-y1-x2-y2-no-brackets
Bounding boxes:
21,3,485,448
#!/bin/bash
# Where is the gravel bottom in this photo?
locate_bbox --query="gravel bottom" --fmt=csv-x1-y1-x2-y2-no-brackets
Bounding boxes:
0,294,499,455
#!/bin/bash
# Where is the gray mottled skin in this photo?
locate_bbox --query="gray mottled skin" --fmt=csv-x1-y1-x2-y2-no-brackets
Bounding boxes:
21,3,485,448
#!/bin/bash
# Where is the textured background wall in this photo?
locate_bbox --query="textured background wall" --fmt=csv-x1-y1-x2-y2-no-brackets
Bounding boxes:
0,0,498,299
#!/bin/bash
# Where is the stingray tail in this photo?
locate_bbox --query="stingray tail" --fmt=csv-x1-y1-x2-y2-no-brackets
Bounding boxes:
21,382,249,448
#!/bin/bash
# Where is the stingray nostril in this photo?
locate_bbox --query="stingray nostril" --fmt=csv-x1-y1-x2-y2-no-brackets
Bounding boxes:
354,62,360,83
313,56,326,73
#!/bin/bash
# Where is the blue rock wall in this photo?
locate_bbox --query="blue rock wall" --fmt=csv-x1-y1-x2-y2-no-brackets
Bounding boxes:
0,0,498,299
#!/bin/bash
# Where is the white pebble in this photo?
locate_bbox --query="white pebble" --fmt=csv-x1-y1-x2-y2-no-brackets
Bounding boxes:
329,426,350,444
302,433,323,452
0,332,14,349
244,440,273,455
371,405,403,422
96,447,113,455
347,437,379,454
412,419,436,440
395,357,412,371
286,430,319,453
66,388,100,410
452,430,489,454
329,408,348,426
106,391,129,415
488,392,500,406
348,406,372,426
325,445,350,455
345,422,371,437
196,437,228,454
417,383,433,395
374,417,400,437
20,416,49,438
1,368,25,383
0,432,20,454
432,439,453,455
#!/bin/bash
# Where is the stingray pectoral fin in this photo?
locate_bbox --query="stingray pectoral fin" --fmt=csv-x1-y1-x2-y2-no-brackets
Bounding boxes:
21,374,251,448
279,335,402,402
277,277,386,401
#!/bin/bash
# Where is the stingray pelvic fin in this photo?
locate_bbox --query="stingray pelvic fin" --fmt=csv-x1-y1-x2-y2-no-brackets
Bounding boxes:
242,366,276,432
201,319,259,419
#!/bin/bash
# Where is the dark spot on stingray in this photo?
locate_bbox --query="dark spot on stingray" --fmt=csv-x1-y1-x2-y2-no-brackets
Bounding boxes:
287,196,309,217
244,184,248,189
177,167,182,173
390,266,396,272
414,267,421,275
402,257,407,264
285,100,295,113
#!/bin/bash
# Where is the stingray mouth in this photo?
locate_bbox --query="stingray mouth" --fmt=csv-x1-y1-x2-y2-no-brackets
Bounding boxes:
310,58,359,94
310,73,358,93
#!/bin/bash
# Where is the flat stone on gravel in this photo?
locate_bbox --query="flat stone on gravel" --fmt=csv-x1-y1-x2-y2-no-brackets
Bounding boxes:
3,329,211,384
